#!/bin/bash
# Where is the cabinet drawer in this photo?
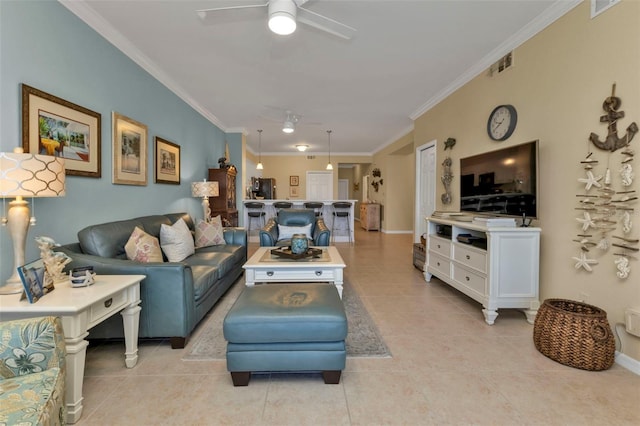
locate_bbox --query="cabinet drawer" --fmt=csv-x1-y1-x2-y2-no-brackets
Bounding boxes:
452,264,486,295
428,236,451,257
427,253,451,278
453,244,487,273
89,290,128,323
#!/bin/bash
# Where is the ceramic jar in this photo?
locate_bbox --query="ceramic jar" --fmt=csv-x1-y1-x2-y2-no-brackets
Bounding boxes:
291,234,309,254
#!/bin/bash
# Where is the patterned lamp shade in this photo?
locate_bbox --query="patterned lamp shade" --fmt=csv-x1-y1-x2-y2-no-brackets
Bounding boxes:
191,181,219,198
0,150,66,197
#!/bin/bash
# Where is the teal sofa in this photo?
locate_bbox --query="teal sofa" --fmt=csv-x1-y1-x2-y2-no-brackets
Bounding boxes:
56,213,247,348
0,316,67,425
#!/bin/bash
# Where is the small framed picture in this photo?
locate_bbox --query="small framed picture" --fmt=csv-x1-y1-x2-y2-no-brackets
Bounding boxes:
154,137,180,184
112,112,148,186
289,186,299,197
290,175,299,186
17,259,50,303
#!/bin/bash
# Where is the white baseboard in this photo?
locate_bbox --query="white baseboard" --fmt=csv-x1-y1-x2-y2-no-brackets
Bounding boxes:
381,229,413,234
615,351,640,375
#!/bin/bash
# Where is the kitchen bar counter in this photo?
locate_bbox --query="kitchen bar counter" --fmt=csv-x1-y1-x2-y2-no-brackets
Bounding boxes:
242,199,357,243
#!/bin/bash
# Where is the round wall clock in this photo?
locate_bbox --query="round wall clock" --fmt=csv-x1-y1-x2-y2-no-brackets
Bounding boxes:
487,104,517,141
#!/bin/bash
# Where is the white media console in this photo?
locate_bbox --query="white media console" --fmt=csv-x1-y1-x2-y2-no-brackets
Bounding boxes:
425,216,541,324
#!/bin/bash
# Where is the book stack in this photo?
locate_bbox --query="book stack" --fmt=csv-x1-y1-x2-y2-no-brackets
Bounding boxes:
472,216,517,227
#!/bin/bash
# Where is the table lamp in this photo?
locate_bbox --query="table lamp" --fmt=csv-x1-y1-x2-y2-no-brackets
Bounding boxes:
191,180,219,222
0,148,66,294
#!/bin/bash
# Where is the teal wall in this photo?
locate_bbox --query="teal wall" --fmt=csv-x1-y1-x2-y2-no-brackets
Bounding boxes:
0,0,239,282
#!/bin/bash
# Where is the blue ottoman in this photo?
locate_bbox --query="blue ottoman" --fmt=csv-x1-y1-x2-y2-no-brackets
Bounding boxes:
223,283,348,386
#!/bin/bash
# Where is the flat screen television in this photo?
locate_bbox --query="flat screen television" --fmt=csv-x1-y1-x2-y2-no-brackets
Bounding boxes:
459,140,538,218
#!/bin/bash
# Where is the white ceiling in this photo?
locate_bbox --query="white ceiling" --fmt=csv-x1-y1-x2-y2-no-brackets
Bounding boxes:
60,0,578,155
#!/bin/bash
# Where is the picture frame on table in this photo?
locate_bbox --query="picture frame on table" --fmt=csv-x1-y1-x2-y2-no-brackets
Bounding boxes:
21,84,102,177
289,186,299,197
17,259,52,304
112,112,148,186
290,175,299,186
154,137,180,184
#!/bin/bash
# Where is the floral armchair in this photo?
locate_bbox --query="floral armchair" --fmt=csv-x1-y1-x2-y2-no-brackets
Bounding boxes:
0,316,67,425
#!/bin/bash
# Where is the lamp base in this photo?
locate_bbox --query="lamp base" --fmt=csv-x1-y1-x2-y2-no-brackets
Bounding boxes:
0,281,24,295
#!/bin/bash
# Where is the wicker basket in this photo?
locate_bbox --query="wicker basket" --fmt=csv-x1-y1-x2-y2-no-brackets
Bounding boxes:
533,299,615,371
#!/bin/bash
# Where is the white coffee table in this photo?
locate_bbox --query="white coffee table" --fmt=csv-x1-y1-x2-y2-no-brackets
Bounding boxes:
243,246,346,298
0,274,144,424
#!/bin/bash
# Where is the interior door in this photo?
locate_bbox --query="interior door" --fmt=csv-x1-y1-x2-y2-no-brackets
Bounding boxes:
415,141,436,243
338,179,349,200
306,171,333,200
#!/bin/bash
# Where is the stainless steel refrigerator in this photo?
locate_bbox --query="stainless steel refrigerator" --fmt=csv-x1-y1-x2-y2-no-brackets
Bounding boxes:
251,177,277,199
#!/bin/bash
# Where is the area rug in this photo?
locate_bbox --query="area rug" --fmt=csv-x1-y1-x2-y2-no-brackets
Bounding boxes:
183,280,391,360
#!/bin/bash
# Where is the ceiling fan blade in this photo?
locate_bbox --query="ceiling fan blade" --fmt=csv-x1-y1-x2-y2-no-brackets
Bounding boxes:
297,7,356,40
196,3,268,21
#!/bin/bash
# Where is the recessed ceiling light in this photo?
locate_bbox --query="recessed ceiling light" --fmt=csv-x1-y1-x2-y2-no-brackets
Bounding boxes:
296,144,308,152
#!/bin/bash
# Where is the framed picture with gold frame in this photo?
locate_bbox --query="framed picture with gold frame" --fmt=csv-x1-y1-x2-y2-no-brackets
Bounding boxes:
154,137,180,184
112,112,147,186
21,84,101,177
290,175,299,186
289,186,299,197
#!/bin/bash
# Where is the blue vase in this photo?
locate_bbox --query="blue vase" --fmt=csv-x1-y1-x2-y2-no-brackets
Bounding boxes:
291,234,309,254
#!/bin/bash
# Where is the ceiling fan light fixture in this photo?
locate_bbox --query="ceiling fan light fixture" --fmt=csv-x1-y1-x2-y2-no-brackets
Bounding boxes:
296,144,308,152
282,120,295,133
268,0,297,35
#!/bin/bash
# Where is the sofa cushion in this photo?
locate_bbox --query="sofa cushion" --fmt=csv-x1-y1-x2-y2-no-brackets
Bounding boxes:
160,218,195,262
125,227,164,263
195,216,225,248
189,265,220,301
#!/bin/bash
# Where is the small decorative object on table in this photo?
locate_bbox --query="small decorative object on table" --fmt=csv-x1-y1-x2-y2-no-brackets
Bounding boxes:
35,235,71,286
69,266,96,288
290,233,309,254
271,246,323,260
17,259,47,303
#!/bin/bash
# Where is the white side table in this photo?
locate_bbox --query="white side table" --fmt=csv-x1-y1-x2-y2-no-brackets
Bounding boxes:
0,274,144,424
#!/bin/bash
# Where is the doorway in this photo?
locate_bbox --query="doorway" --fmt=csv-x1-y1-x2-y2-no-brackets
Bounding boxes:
338,179,349,200
306,171,333,200
414,140,437,243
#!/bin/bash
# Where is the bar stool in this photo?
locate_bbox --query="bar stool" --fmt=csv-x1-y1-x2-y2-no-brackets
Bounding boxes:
331,202,352,244
273,201,293,213
245,202,266,236
304,202,324,218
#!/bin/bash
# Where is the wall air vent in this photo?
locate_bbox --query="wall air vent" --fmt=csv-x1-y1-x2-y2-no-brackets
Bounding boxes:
591,0,620,18
306,155,316,160
489,52,513,76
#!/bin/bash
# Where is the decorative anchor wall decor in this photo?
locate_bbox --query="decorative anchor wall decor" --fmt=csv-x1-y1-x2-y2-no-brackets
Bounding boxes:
589,83,638,152
573,83,638,278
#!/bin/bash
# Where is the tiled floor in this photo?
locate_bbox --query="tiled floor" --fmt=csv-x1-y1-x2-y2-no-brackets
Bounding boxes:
79,228,639,425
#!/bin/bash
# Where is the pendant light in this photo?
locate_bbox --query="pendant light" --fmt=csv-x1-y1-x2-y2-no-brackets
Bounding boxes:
326,130,333,170
256,129,264,170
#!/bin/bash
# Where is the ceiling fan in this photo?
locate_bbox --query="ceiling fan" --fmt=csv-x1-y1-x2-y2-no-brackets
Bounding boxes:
196,0,356,40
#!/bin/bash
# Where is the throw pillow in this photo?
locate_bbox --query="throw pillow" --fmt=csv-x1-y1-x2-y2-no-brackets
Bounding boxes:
195,216,226,248
124,227,164,263
160,218,195,262
278,223,313,240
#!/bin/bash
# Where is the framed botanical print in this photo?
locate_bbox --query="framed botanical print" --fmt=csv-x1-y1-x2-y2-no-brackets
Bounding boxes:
22,84,101,177
112,112,147,185
290,175,299,186
154,137,180,184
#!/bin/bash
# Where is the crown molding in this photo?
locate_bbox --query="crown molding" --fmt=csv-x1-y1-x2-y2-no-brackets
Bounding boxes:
409,0,582,120
372,124,414,155
58,0,227,131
